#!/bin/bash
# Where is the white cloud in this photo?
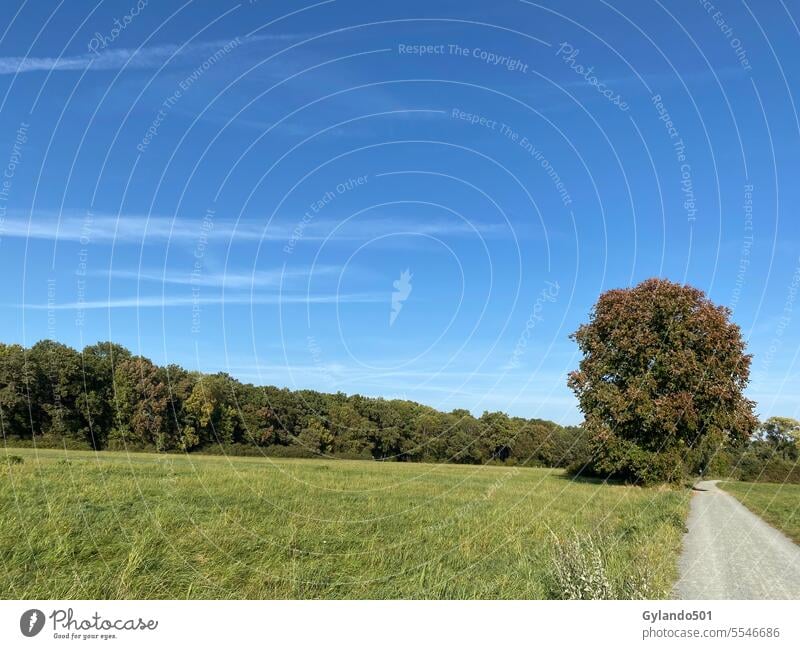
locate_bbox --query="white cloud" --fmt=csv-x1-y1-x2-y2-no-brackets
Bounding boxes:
13,291,383,310
103,265,344,288
1,210,506,245
0,34,297,75
2,211,268,243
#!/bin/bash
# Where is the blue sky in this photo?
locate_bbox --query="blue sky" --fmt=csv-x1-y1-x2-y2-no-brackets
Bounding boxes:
0,0,798,424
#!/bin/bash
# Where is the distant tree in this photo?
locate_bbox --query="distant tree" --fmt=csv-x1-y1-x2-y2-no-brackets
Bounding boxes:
82,341,131,448
161,363,196,447
328,402,374,457
0,343,35,438
406,411,444,461
233,384,273,446
479,411,514,461
351,397,403,459
557,425,592,469
568,278,757,483
110,356,170,450
27,340,93,446
443,410,483,464
758,416,800,461
506,419,586,468
181,374,239,450
295,416,333,455
260,387,304,445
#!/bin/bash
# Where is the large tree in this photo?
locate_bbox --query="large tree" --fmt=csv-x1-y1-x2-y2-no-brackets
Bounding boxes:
568,278,757,483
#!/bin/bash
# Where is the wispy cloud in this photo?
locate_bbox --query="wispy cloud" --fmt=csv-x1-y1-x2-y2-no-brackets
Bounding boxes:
2,211,269,243
13,291,382,311
0,34,298,75
1,210,507,245
103,265,344,288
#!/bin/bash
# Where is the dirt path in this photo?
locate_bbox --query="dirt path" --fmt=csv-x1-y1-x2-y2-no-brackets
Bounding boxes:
675,480,800,599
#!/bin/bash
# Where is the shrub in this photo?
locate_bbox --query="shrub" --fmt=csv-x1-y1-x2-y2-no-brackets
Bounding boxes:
738,455,800,484
105,438,159,453
332,449,374,461
3,436,92,451
573,431,687,485
194,443,321,458
266,444,324,459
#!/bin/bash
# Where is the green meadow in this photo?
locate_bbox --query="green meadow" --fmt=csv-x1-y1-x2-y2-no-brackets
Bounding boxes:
720,481,800,544
1,447,689,599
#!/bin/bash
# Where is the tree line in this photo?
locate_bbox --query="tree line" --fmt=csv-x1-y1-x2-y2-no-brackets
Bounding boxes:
0,340,589,467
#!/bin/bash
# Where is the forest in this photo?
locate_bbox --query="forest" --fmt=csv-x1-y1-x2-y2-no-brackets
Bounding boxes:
0,340,588,467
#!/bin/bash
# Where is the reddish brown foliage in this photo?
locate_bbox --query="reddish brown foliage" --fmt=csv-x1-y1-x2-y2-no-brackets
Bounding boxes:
568,278,757,482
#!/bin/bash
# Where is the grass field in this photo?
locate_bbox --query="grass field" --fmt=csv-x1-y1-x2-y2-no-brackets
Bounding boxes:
1,447,689,599
720,481,800,544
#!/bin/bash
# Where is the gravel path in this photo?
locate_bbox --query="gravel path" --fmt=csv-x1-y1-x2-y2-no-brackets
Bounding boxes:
675,480,800,599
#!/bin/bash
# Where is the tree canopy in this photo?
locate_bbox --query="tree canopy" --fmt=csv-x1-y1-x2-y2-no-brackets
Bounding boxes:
568,278,758,483
757,416,800,460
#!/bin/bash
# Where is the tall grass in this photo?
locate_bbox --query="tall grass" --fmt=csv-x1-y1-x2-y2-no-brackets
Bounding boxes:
1,447,688,599
720,481,800,543
546,530,661,599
